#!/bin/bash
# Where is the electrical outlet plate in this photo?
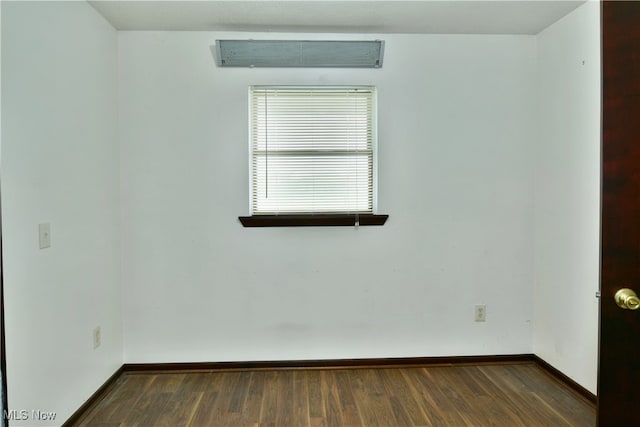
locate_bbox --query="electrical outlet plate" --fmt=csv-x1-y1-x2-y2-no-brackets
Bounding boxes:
93,326,101,349
475,305,486,322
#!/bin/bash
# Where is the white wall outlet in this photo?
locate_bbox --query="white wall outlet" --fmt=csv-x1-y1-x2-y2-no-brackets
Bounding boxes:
93,326,101,349
38,223,51,249
475,304,486,322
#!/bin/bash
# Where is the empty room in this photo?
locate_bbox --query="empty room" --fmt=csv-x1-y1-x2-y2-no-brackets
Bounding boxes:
2,0,638,426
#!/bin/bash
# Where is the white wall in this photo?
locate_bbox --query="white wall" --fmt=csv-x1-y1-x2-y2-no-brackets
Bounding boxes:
534,1,600,394
1,2,122,425
0,3,600,422
119,32,537,363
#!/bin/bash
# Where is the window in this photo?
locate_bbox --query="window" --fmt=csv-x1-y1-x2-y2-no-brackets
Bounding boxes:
240,86,387,227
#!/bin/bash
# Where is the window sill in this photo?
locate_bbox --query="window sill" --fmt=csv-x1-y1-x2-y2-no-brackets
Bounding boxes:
238,214,389,227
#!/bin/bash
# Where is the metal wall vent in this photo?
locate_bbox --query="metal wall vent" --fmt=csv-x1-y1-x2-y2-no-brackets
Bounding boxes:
214,40,384,68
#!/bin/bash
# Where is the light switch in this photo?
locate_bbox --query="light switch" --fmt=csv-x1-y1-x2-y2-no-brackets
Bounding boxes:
39,223,51,249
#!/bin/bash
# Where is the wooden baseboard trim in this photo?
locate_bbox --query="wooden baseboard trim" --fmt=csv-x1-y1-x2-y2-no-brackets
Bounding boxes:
532,355,597,405
61,365,124,427
122,354,535,374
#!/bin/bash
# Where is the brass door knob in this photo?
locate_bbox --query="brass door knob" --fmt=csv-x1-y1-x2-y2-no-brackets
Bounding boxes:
615,288,640,310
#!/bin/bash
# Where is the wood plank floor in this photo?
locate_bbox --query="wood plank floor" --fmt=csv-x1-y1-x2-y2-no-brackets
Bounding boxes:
74,362,595,427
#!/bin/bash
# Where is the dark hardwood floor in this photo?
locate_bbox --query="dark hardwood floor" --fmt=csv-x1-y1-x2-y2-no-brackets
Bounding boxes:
74,362,595,426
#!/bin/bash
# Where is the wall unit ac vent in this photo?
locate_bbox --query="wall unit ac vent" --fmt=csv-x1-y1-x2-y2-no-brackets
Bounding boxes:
214,40,384,68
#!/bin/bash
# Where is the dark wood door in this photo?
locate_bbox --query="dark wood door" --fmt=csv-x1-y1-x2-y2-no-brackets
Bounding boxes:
600,1,640,426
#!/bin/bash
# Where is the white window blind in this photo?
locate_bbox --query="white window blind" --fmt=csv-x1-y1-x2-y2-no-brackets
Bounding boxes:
250,86,376,215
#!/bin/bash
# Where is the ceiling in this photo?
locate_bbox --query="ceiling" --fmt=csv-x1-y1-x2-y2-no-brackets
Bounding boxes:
89,0,586,35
